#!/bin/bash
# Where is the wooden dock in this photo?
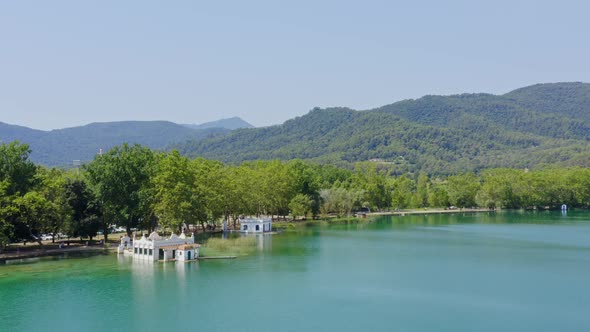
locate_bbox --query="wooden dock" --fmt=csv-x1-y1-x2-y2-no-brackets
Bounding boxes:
198,256,236,260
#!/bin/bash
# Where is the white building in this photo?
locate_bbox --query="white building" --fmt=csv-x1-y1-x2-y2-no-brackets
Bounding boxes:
120,231,200,262
240,217,272,233
118,234,131,253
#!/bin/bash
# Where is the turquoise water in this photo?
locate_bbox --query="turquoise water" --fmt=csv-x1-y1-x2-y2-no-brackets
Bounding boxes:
1,211,590,331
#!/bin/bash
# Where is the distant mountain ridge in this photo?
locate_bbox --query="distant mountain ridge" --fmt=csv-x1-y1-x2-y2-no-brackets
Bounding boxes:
172,82,590,174
182,117,254,130
4,83,589,173
0,120,233,167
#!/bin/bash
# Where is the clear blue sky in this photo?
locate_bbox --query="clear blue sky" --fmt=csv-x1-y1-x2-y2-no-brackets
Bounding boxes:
1,0,588,130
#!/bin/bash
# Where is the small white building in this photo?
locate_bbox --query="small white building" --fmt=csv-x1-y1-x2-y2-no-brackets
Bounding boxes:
240,217,272,233
122,231,200,262
175,244,199,261
117,234,131,254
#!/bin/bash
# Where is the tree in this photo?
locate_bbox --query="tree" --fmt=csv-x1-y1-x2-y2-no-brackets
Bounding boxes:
320,187,364,217
84,144,155,241
289,194,313,219
221,165,255,229
447,173,481,208
287,160,321,216
0,142,39,245
64,178,102,239
391,175,414,209
153,151,206,232
476,169,520,209
0,181,16,250
191,158,226,231
0,141,37,196
352,162,392,211
14,191,48,244
415,172,430,208
427,177,449,207
33,168,71,242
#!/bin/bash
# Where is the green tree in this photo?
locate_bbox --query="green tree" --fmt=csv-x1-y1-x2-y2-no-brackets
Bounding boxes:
0,141,37,196
415,172,430,208
34,168,71,242
64,178,102,239
289,194,313,219
192,158,226,231
0,181,17,250
427,179,449,208
352,162,392,211
14,191,48,244
447,173,481,208
0,142,39,245
287,160,321,216
391,175,415,209
84,144,155,240
320,187,364,217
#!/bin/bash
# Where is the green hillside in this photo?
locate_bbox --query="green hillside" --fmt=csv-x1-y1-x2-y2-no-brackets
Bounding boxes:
0,121,229,167
173,82,590,174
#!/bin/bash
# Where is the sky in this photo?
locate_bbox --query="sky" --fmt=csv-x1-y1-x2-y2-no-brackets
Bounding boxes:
1,0,589,130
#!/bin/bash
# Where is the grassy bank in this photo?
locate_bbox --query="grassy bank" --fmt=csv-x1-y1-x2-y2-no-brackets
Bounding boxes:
200,236,258,257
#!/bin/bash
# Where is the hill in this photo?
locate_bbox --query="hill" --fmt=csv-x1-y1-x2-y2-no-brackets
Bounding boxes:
0,121,230,167
172,82,590,174
182,117,254,130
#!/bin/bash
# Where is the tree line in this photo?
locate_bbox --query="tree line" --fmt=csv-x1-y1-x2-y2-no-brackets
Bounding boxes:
2,141,589,249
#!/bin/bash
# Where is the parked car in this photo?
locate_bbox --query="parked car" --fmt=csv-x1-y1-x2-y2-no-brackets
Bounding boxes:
41,234,53,241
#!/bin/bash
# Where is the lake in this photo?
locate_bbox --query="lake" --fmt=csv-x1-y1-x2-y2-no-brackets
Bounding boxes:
1,211,589,331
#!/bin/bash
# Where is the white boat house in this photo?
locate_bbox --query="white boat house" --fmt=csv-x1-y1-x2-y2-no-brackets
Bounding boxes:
118,231,200,262
240,217,272,233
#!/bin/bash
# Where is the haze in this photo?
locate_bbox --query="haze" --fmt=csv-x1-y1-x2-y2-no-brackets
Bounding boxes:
1,0,588,130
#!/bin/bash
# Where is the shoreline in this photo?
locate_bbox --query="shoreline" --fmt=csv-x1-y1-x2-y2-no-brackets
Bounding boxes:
0,208,495,263
0,244,113,264
368,208,495,217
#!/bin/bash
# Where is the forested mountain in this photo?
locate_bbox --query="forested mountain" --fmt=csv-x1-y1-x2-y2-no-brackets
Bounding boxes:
173,82,590,174
182,117,254,130
0,121,230,167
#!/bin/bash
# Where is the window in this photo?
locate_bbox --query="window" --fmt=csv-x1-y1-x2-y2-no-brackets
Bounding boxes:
149,249,153,256
134,247,138,254
256,225,260,231
243,225,248,230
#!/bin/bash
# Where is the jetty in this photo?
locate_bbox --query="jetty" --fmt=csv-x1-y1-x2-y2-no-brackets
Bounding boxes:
198,256,237,260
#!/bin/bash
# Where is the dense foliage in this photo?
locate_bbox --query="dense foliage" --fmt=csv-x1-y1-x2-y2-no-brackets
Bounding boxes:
173,82,590,174
2,142,589,250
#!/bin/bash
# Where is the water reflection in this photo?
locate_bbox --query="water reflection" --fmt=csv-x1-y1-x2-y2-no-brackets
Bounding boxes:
369,210,585,228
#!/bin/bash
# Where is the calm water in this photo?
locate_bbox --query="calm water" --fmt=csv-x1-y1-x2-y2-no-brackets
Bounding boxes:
1,211,590,331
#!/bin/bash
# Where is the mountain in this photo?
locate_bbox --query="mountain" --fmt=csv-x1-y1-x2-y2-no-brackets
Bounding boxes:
182,117,254,130
0,121,230,167
172,82,590,174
